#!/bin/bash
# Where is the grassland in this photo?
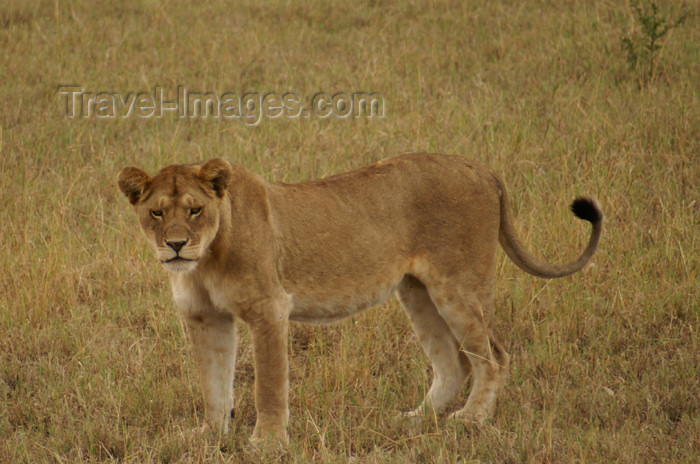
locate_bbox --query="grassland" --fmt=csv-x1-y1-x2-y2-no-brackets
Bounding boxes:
1,0,698,462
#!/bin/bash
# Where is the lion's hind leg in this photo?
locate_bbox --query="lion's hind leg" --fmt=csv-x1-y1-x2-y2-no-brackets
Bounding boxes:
428,286,509,423
397,275,471,418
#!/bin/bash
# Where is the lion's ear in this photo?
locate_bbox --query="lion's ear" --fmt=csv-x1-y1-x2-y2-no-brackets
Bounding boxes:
198,158,232,198
118,167,151,205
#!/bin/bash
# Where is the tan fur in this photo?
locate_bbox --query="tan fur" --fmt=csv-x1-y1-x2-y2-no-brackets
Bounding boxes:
118,153,602,444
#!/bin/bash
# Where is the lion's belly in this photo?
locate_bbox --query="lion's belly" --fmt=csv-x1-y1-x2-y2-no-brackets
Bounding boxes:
288,283,399,324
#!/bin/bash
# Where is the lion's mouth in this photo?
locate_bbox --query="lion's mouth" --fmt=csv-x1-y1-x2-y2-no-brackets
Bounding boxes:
163,256,198,264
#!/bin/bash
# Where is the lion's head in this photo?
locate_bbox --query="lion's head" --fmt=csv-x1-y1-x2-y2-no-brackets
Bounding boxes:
118,158,233,273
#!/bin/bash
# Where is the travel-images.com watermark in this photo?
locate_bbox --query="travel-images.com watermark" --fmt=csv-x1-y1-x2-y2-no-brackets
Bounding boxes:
58,86,385,125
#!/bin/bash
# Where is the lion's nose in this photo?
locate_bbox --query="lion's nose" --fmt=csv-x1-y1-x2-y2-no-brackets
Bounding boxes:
165,239,188,252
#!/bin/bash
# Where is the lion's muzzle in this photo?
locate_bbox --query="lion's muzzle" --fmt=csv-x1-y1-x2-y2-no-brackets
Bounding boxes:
165,238,189,253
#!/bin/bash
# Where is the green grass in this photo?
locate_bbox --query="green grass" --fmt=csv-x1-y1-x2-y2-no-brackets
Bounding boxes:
1,0,698,462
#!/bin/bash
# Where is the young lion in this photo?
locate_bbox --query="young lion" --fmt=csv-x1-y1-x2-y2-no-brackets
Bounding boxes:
118,153,602,444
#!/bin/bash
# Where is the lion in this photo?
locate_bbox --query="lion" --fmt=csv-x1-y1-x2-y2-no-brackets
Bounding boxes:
117,153,602,444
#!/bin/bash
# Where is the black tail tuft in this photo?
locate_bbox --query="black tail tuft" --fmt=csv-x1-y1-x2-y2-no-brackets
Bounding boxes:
570,197,602,224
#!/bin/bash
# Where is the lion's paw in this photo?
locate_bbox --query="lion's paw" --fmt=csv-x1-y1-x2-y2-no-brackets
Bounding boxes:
448,407,488,424
394,409,430,434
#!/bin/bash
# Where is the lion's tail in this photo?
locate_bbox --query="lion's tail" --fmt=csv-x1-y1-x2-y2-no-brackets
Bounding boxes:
494,175,603,279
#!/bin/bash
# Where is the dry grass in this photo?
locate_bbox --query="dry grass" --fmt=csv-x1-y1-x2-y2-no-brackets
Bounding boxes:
1,0,698,462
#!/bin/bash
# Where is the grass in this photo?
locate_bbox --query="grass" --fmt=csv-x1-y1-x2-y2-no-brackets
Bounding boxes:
1,0,698,462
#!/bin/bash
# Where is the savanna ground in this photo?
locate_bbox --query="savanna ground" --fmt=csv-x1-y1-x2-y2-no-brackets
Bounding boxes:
1,0,698,462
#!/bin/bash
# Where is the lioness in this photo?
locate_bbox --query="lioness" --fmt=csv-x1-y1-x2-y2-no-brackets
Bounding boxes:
118,153,602,444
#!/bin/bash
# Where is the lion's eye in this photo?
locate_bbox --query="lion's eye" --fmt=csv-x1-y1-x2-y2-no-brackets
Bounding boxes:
190,207,202,216
150,210,163,219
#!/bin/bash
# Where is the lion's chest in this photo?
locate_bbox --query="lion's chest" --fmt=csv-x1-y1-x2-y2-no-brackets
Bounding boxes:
170,272,231,317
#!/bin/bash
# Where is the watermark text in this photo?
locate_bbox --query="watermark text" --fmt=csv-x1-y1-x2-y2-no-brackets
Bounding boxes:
58,86,385,125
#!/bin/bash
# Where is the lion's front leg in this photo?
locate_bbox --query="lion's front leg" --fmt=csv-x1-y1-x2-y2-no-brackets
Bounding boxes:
248,315,290,445
185,313,238,434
